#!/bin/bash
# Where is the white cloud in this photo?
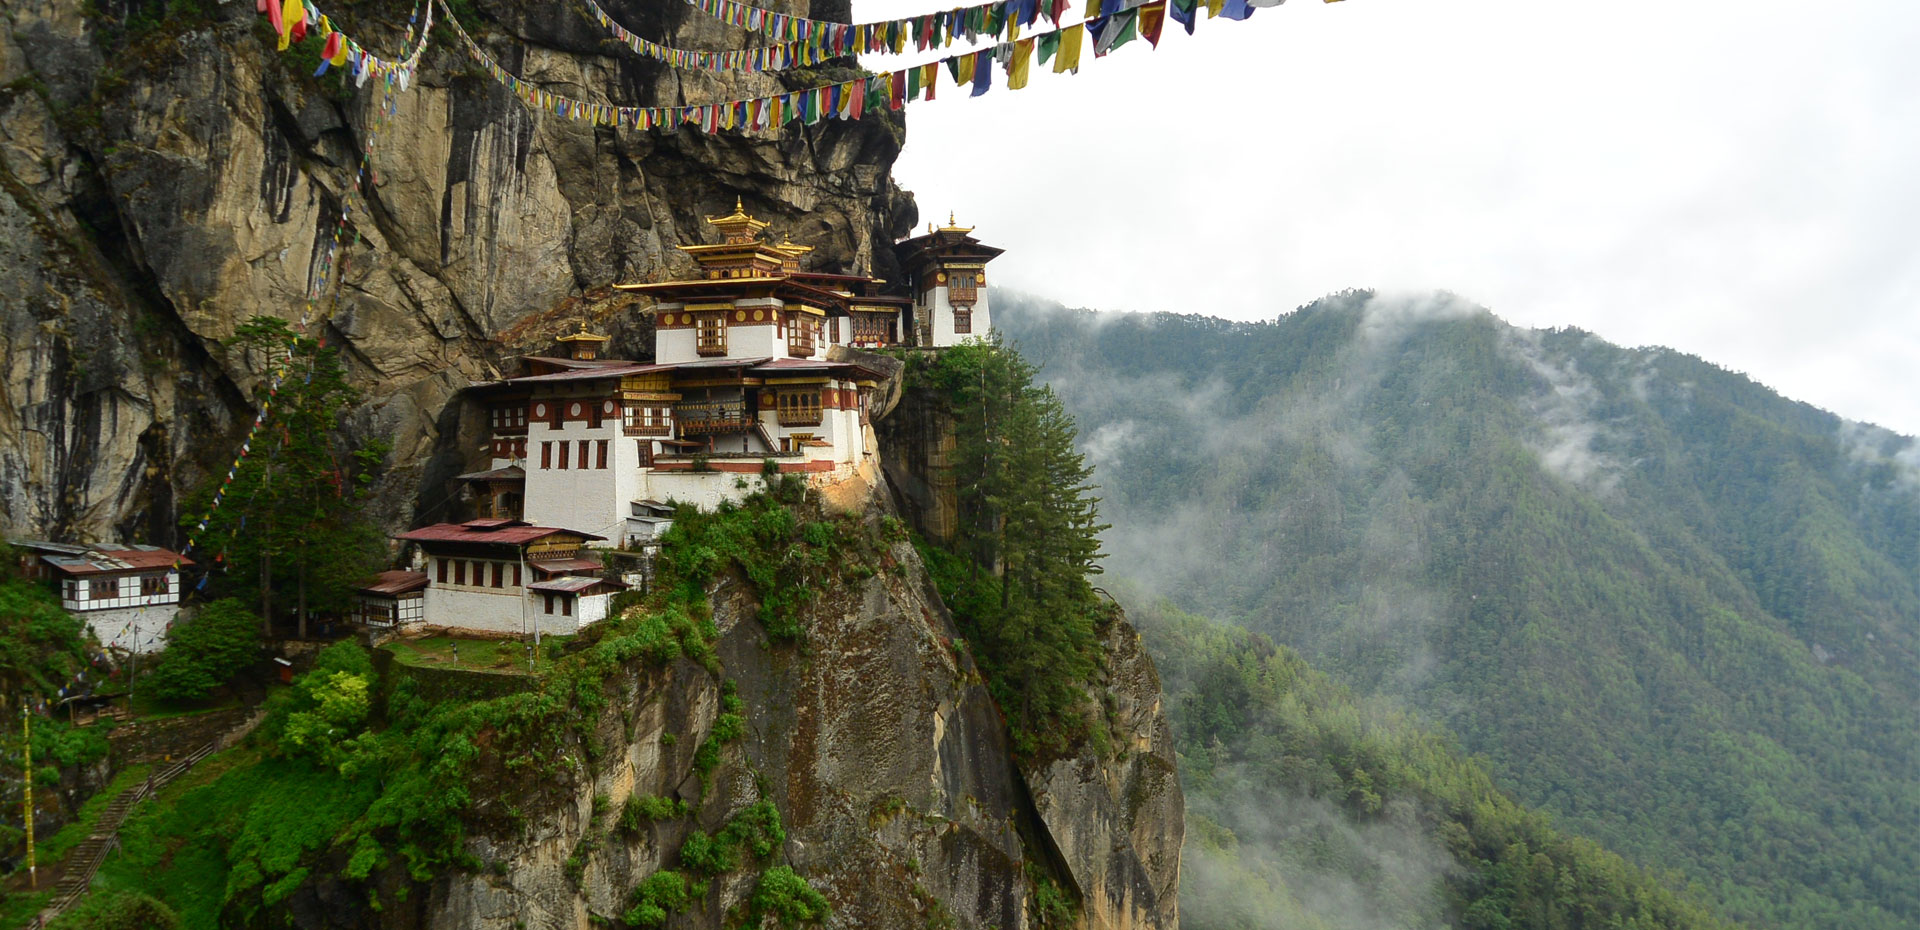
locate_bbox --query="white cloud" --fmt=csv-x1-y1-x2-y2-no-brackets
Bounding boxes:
857,0,1920,435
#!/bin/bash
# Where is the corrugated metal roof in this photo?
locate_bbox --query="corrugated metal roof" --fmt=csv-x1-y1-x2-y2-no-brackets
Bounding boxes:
506,363,672,384
529,558,604,574
663,356,774,370
37,545,192,575
359,570,429,596
454,466,526,483
396,523,605,545
527,575,618,593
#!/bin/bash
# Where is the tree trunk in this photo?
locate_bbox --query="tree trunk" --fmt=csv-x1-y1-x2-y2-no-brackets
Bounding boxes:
297,554,308,640
260,548,273,638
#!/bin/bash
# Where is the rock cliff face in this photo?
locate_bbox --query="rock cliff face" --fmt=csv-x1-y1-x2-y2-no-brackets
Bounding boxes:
276,477,1179,930
0,0,912,540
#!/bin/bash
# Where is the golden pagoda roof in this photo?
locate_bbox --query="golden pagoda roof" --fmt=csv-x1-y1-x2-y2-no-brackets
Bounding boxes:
555,322,608,344
772,235,814,258
929,211,974,235
706,197,772,244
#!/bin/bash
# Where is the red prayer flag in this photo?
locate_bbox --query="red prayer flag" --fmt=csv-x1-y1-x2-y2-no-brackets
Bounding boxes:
1048,0,1070,24
890,70,907,109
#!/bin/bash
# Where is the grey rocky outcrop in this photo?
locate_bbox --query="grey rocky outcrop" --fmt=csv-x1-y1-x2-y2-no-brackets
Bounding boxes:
0,0,911,540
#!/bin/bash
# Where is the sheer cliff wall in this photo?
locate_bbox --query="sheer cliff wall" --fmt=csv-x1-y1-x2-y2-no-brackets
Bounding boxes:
0,0,912,540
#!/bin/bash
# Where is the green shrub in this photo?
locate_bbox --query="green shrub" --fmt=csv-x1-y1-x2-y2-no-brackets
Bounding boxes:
45,889,181,930
678,830,736,876
143,599,260,702
749,866,830,929
618,795,687,835
622,869,706,927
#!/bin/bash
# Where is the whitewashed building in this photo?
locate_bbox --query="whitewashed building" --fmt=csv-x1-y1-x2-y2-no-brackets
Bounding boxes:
353,570,428,628
395,520,623,635
894,214,1004,347
14,541,192,654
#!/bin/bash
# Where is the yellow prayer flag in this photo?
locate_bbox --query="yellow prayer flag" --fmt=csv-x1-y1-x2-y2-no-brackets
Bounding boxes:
1010,38,1033,89
1085,0,1103,17
1054,24,1084,73
1205,0,1225,16
956,53,976,85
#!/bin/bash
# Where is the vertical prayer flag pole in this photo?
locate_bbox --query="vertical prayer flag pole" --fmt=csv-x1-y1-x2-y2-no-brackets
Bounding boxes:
21,703,35,889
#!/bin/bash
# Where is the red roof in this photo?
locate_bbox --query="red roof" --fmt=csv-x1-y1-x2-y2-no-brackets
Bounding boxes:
505,363,671,385
359,570,429,596
38,544,192,576
396,523,605,545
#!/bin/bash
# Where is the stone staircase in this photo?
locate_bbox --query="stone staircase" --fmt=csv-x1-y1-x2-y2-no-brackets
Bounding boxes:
24,708,264,929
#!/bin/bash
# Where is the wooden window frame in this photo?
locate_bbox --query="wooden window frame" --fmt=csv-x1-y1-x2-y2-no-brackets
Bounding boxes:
948,270,978,305
696,314,727,356
786,313,817,357
577,440,590,469
953,307,972,334
492,563,505,588
776,390,823,427
541,441,552,469
596,439,609,469
454,561,466,585
437,558,449,583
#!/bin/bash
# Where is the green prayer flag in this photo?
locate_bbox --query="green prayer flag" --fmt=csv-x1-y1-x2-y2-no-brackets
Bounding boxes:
1111,8,1138,51
908,64,922,99
1039,30,1060,63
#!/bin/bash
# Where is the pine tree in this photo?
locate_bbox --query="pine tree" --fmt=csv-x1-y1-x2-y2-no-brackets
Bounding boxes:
918,335,1111,753
185,317,388,638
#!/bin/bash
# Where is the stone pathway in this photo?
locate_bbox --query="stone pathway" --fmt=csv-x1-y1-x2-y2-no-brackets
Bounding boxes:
24,708,265,929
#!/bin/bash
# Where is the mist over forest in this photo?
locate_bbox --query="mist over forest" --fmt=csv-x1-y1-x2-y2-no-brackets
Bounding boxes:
995,289,1920,930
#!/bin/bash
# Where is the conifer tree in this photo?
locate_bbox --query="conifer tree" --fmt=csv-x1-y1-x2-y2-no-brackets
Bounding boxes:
920,335,1111,753
184,317,388,638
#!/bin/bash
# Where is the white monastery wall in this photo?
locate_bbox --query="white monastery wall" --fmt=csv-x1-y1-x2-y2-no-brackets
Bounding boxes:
656,328,699,364
85,604,181,654
524,416,632,541
425,585,532,635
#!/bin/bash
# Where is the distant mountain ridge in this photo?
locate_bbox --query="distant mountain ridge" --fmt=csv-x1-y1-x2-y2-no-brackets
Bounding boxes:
997,289,1920,930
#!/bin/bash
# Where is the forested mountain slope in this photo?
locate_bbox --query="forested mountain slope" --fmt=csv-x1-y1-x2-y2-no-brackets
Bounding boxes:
998,290,1920,930
1135,599,1734,930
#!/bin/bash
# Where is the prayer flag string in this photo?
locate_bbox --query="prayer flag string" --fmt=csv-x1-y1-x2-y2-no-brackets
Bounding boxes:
578,0,1335,73
665,0,1340,63
446,0,1284,134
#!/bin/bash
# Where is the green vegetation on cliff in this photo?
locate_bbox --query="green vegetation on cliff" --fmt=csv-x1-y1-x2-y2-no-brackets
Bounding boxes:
1142,601,1732,930
72,482,872,927
899,340,1115,756
1000,291,1920,930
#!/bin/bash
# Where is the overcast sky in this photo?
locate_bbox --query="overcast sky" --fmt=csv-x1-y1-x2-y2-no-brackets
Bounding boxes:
852,0,1920,435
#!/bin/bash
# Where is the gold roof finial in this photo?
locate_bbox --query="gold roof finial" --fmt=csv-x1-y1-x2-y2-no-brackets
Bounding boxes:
938,211,975,234
705,197,770,244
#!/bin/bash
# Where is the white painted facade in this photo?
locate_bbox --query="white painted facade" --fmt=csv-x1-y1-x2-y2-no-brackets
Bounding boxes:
58,571,182,613
85,604,181,654
521,410,639,542
919,282,992,347
416,564,612,636
51,569,186,655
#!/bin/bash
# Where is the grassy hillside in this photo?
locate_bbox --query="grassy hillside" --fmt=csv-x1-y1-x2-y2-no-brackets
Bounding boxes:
999,290,1919,930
